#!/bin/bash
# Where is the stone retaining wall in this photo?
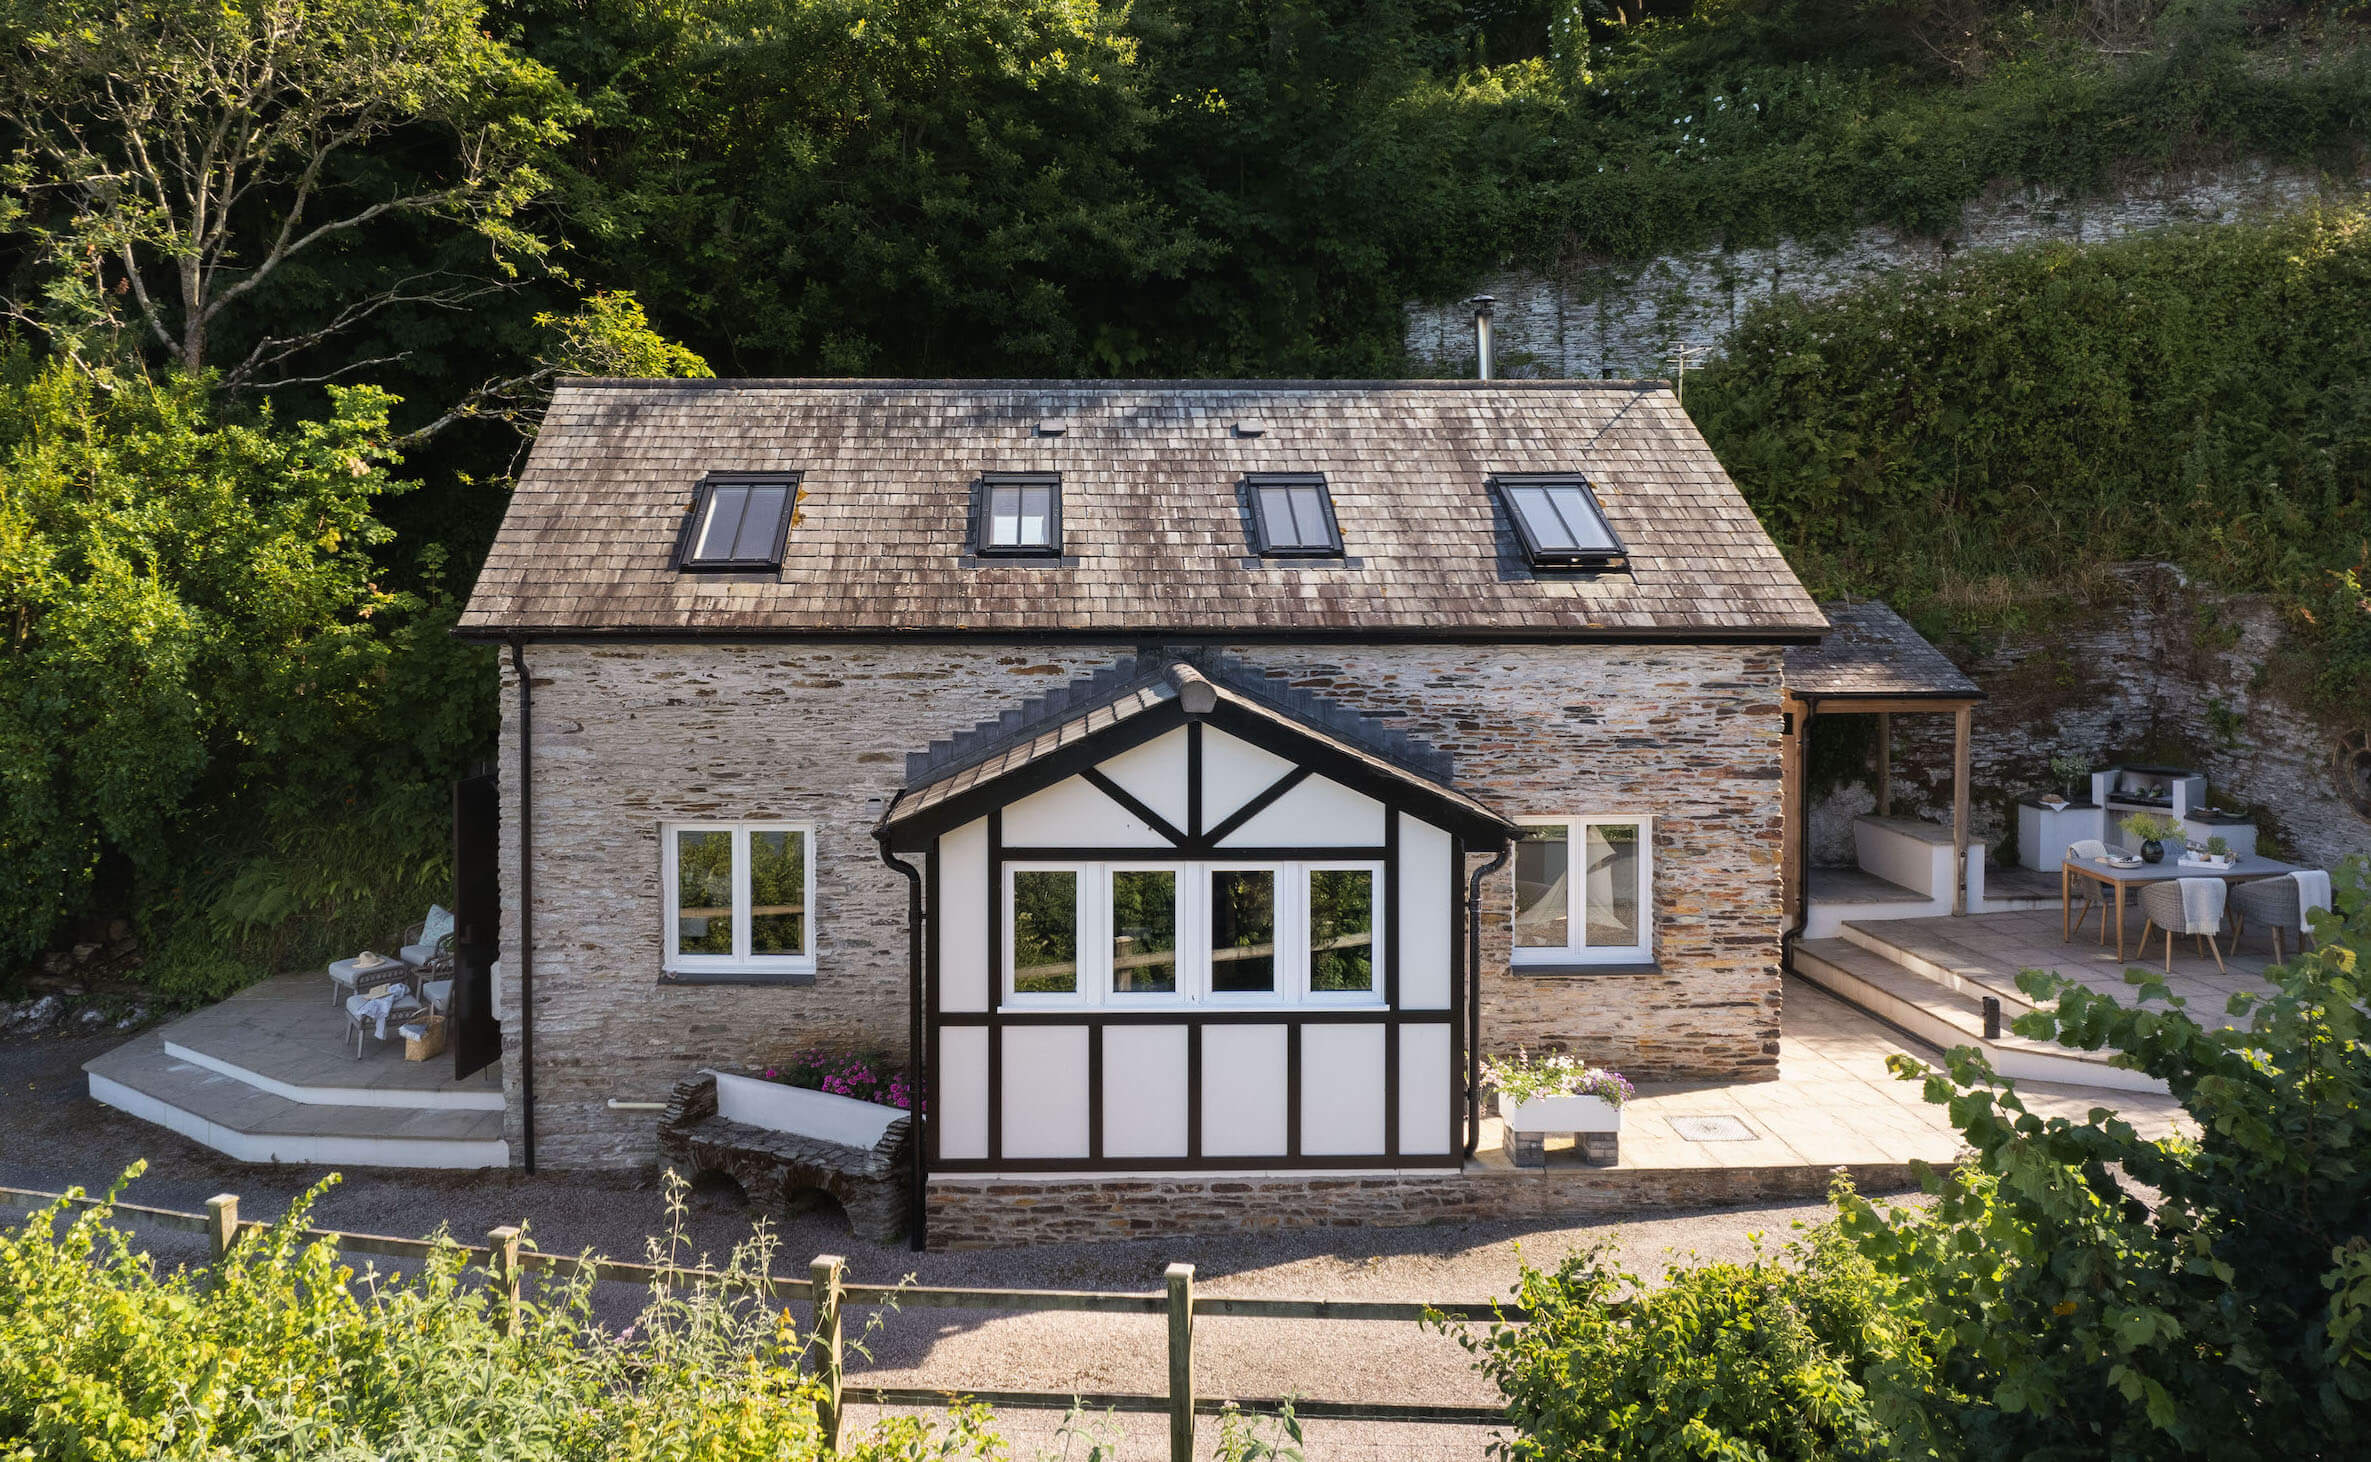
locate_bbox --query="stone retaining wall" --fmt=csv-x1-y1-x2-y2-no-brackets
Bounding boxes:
925,1162,1923,1250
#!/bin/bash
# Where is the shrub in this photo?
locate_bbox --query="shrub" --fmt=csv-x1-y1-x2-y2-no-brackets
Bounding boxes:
0,1164,1001,1461
1435,1226,1946,1461
1481,1049,1635,1108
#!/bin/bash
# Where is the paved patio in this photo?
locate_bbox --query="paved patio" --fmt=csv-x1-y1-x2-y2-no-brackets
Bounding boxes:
1471,975,2190,1174
1851,906,2280,1031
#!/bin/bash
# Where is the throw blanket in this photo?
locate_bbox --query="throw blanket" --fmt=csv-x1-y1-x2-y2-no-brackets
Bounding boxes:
348,991,399,1040
2295,869,2334,925
2178,879,2226,934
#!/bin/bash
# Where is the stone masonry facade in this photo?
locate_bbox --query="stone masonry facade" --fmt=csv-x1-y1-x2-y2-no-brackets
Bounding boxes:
496,639,1786,1169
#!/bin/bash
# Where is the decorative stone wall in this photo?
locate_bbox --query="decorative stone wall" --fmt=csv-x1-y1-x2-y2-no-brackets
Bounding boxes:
1809,566,2371,872
657,1073,911,1244
1405,163,2352,380
925,1160,1918,1250
495,639,1786,1169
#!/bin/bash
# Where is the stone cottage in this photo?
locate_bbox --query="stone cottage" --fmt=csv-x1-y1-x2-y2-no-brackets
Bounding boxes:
453,378,1827,1235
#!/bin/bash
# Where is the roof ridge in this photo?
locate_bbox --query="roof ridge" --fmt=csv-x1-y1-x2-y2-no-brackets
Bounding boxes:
557,377,1675,392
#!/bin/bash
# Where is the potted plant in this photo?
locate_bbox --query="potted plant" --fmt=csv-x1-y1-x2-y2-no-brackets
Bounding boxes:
2187,834,2235,870
1482,1050,1634,1168
2121,811,2184,865
2047,753,2089,806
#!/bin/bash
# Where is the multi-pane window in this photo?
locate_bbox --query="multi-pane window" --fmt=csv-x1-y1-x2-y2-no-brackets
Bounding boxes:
1246,474,1343,556
678,476,798,571
1002,860,1382,1006
664,822,815,976
1493,475,1624,568
979,472,1061,555
1512,816,1652,966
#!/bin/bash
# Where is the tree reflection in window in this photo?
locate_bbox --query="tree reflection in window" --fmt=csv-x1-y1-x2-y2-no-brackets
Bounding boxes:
1011,870,1079,993
1309,869,1374,991
748,829,806,954
674,830,734,954
1210,870,1276,993
1110,870,1178,993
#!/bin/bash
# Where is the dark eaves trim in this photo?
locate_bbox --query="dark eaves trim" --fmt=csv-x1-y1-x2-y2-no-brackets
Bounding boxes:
452,625,1828,647
557,375,1676,393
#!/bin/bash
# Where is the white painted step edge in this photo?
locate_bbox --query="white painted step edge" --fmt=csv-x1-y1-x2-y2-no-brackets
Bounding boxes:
161,1039,504,1112
88,1073,511,1169
1793,949,2168,1096
1835,924,2042,1012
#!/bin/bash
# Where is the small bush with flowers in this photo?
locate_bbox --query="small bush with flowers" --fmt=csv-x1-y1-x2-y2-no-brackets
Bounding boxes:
1482,1049,1634,1110
761,1049,916,1111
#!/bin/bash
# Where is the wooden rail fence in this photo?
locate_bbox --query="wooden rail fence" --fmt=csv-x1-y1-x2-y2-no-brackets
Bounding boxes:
5,1185,1527,1458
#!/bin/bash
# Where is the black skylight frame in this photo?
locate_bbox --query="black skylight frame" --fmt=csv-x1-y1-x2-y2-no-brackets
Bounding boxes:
1243,473,1345,558
672,472,800,573
974,471,1064,558
1490,473,1628,569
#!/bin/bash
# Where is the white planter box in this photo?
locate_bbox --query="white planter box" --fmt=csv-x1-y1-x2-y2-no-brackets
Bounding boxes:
2179,854,2234,871
708,1070,904,1150
1502,1093,1623,1134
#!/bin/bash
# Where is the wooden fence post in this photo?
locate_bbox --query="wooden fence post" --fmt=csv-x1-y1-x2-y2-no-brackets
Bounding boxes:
1166,1262,1196,1462
811,1254,846,1453
489,1226,523,1338
204,1194,239,1261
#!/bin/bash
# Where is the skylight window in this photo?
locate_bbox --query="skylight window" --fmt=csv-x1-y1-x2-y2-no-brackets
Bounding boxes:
676,474,798,572
978,472,1062,556
1246,473,1343,557
1493,475,1625,568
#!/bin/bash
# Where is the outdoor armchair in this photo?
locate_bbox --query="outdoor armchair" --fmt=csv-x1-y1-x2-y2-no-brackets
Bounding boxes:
2136,877,2228,975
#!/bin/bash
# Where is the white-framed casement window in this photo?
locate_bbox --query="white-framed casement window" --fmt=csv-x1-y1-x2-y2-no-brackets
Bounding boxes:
1511,815,1653,967
1002,859,1384,1009
663,821,816,977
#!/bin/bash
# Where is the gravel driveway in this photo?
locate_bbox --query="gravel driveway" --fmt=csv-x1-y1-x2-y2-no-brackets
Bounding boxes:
3,1028,1913,1459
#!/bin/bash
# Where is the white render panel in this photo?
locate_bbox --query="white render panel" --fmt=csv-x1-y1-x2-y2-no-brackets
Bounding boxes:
939,819,990,1012
938,1026,990,1160
1002,776,1169,848
1200,728,1296,828
1101,1025,1190,1158
1095,727,1191,833
1300,1023,1387,1155
1201,1024,1289,1156
1220,774,1387,848
1001,1025,1091,1158
1397,817,1454,1010
1397,1022,1453,1155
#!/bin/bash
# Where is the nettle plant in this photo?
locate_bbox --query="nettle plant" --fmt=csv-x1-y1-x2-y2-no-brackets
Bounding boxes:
1482,1050,1635,1109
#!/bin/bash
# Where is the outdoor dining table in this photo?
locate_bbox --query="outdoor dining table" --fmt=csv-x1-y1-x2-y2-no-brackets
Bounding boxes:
2062,852,2300,960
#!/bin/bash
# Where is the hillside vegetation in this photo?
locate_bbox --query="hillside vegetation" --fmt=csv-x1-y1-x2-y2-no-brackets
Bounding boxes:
0,0,2366,981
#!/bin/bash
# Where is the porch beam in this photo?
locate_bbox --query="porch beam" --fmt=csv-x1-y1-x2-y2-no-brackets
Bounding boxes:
1875,711,1891,819
1780,694,1810,929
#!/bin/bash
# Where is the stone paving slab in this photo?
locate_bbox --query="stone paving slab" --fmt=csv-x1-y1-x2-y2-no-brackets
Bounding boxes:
161,973,502,1095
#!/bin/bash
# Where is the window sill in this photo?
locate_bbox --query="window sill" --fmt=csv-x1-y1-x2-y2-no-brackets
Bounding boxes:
660,967,816,988
1508,961,1662,978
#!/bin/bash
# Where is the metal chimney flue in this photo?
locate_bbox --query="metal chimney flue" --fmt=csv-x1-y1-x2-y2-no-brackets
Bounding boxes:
1467,295,1496,381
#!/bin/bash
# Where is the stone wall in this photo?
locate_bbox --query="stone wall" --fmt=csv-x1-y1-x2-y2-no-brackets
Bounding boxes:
495,639,1787,1169
1405,162,2351,380
1808,567,2371,872
925,1161,1919,1249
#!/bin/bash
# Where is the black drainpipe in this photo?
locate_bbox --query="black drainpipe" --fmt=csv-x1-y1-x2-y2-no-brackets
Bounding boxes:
1462,845,1512,1159
508,640,538,1175
875,826,927,1252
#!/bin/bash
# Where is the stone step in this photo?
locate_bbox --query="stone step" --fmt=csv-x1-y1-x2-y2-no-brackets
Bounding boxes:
1791,940,2167,1095
85,1036,509,1169
1838,921,2042,1014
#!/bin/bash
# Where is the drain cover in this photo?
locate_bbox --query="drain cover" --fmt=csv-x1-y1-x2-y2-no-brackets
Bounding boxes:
1669,1115,1757,1142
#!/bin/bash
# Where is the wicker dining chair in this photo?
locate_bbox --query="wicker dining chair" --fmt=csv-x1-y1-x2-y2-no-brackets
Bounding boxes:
2063,838,2112,940
2136,878,2228,974
2231,874,2313,962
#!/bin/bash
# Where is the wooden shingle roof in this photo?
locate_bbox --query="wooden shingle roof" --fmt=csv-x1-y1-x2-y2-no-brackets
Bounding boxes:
1783,600,1983,702
458,378,1826,640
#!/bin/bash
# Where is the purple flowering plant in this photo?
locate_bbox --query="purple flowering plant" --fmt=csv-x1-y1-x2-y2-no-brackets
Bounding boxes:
759,1048,918,1111
1481,1049,1634,1109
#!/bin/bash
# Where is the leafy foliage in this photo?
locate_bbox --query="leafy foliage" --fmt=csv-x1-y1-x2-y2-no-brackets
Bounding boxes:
1692,203,2371,699
1835,857,2371,1458
1437,1227,1946,1460
0,356,491,989
0,1165,1006,1461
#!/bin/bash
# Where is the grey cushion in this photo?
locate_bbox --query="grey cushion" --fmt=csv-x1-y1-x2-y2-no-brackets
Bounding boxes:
399,943,437,968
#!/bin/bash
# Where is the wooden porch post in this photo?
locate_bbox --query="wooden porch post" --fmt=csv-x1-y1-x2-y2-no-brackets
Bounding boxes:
1875,712,1891,818
1951,706,1972,916
1781,695,1809,928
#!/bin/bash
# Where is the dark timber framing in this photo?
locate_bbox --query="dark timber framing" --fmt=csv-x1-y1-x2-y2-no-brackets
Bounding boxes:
892,688,1511,1177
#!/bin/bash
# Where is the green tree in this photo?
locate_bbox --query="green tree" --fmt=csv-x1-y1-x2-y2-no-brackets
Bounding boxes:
1838,859,2371,1458
0,355,481,978
0,0,580,392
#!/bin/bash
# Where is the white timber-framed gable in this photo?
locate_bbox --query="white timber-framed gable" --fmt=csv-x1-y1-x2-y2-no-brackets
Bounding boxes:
882,659,1514,1176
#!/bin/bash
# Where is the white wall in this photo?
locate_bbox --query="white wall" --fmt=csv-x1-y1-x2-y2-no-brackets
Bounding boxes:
1000,1025,1091,1159
1221,775,1386,847
1397,817,1452,1010
938,1026,989,1160
1201,1024,1289,1156
939,818,989,1012
1300,1024,1386,1155
1002,777,1170,848
1200,729,1295,827
1397,1022,1453,1155
1102,1026,1190,1158
1097,727,1191,831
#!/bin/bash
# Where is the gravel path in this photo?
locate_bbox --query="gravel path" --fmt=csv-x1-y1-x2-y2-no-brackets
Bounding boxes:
2,1029,1908,1458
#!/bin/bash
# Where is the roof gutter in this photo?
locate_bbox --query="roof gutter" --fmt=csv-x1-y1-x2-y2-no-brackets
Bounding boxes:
1462,844,1513,1161
453,625,1830,648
